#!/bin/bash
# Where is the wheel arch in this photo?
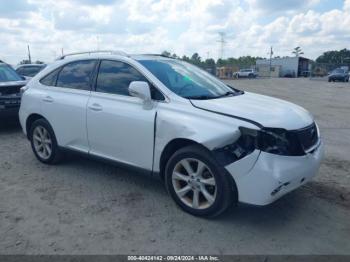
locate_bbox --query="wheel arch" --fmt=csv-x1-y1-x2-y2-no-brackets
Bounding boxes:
25,113,48,139
158,138,201,180
159,138,239,203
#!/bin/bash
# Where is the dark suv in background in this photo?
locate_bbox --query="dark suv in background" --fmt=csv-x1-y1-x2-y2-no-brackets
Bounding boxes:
0,62,28,118
328,68,349,82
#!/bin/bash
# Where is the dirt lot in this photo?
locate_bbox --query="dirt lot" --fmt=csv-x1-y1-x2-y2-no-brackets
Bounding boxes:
0,78,349,255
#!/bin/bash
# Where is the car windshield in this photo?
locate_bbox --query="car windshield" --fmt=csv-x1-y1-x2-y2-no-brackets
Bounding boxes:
138,59,240,99
333,69,344,74
18,65,45,77
0,64,23,82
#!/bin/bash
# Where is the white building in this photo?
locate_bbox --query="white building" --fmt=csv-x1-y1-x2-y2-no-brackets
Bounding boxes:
256,56,311,77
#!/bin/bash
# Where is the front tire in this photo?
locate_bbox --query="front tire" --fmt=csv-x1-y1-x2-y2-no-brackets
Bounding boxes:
29,118,62,164
165,145,236,217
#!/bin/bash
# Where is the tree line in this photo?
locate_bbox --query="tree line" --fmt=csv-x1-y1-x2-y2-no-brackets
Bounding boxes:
161,50,262,73
315,48,350,65
162,48,350,72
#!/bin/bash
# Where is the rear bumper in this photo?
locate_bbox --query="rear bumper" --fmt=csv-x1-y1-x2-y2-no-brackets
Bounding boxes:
226,140,324,205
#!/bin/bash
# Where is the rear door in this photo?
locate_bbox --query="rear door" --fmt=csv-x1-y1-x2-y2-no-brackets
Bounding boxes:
40,59,97,152
86,59,157,170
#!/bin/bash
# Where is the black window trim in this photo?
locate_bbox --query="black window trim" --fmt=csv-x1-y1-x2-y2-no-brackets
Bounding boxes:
93,59,167,102
40,59,98,91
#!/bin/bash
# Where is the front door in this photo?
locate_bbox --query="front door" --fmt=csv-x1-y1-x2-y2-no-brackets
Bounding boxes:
87,60,156,170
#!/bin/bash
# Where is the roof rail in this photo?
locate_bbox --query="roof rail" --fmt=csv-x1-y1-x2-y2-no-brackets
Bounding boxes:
140,54,175,59
56,50,128,60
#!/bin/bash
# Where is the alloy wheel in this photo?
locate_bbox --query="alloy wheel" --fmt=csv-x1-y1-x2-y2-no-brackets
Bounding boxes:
33,126,52,160
172,158,217,210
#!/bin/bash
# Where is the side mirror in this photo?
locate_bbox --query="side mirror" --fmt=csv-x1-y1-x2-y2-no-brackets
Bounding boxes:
129,81,151,102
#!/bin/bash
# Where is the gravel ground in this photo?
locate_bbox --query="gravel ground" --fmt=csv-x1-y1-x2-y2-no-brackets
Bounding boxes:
0,78,349,255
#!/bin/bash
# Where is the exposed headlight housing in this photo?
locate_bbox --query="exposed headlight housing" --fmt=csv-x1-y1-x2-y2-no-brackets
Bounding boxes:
239,126,304,156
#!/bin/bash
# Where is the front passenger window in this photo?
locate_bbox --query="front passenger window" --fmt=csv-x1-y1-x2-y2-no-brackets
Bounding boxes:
96,60,147,96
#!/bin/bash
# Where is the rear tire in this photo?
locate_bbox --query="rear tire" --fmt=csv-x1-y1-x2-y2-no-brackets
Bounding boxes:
165,145,236,217
29,118,63,164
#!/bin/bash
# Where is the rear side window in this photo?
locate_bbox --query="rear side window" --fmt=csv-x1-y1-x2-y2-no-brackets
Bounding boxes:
96,60,146,96
56,60,96,90
40,68,60,86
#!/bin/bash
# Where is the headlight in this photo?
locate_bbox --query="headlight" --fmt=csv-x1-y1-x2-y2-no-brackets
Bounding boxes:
239,127,304,156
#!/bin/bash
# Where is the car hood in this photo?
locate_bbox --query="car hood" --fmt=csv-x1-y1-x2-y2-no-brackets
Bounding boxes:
190,92,314,130
330,73,346,76
0,80,27,87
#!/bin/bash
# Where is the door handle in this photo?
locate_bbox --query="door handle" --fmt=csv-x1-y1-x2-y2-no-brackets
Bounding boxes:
43,96,54,102
88,103,103,112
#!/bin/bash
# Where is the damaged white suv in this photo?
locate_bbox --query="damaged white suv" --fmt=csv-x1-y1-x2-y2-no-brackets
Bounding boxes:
19,51,324,217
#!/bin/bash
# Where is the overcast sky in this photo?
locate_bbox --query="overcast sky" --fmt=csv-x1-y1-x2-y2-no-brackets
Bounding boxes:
0,0,349,64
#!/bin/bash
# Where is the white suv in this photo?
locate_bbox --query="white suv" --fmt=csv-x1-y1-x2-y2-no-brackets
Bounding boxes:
236,69,258,78
19,51,324,217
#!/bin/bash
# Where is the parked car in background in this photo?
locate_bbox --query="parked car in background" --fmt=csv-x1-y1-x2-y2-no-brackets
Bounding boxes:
328,68,349,82
235,69,257,78
283,70,296,78
301,71,310,77
0,62,28,118
19,51,323,217
15,64,46,78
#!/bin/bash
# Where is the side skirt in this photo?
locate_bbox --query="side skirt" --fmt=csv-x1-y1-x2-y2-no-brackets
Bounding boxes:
59,147,157,178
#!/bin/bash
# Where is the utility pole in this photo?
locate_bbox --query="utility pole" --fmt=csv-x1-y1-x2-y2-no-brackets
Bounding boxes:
61,48,64,56
27,45,32,64
269,46,273,77
217,32,226,59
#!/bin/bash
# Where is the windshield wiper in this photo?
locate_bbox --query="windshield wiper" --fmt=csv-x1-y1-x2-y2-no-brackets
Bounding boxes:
184,95,214,100
185,91,243,100
215,91,237,98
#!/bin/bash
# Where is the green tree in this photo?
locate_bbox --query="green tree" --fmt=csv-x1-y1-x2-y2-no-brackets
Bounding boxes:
292,46,304,57
19,59,31,64
316,49,350,64
190,53,202,66
203,58,216,74
161,50,171,57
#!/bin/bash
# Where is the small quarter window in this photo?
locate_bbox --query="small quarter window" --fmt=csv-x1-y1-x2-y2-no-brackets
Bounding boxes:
40,68,60,86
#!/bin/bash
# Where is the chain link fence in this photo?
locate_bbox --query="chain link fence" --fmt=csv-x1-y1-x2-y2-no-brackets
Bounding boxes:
309,62,350,81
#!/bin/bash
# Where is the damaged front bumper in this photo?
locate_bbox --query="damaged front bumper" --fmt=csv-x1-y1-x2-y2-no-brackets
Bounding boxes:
225,140,324,205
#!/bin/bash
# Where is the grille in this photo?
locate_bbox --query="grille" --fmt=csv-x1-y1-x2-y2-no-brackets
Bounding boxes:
293,123,319,151
0,85,23,96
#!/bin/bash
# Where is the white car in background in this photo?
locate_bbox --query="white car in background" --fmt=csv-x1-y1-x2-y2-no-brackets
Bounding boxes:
236,69,258,78
19,51,324,217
